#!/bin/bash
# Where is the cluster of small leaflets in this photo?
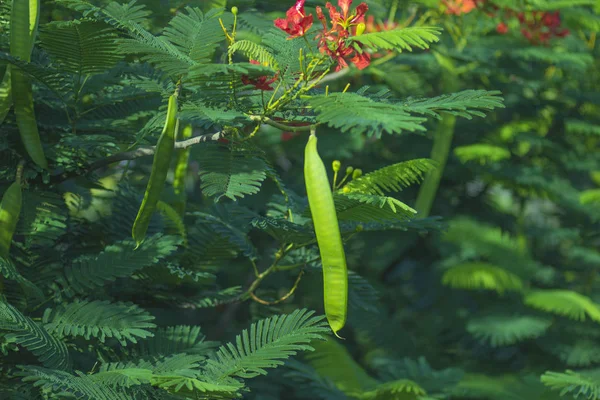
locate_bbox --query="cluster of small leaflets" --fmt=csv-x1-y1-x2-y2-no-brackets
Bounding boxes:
275,0,371,71
440,0,569,45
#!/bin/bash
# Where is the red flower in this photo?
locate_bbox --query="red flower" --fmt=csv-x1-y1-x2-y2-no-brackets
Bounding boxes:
241,60,278,91
274,0,314,39
281,132,299,141
496,22,508,34
442,0,478,15
350,50,371,70
326,0,368,28
315,1,371,71
542,11,561,29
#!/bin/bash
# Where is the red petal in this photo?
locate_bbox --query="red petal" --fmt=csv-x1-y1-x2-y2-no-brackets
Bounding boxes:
352,3,368,23
351,50,371,70
338,0,352,18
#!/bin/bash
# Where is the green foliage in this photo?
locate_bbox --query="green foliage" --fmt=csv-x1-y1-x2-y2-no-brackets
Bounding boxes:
0,0,598,398
541,370,600,400
63,234,181,294
203,309,329,380
466,315,552,346
524,290,600,323
442,262,524,293
197,145,269,202
454,144,511,164
309,92,427,138
343,159,436,196
42,299,156,345
0,301,70,370
39,20,122,75
351,27,442,52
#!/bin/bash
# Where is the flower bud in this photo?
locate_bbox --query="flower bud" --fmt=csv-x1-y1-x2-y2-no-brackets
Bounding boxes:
355,22,366,36
346,166,354,175
352,169,362,179
332,160,341,172
355,224,364,232
231,6,238,15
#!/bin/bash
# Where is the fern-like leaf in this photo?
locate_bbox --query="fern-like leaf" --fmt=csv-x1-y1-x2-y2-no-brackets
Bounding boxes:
401,90,505,120
63,234,180,294
524,290,600,323
39,20,121,75
350,27,441,52
467,315,552,346
18,367,127,400
197,145,268,202
441,262,524,293
551,340,600,367
203,308,329,380
309,93,426,138
229,40,278,68
163,6,226,64
334,193,416,223
42,299,156,345
343,159,436,196
0,301,70,370
454,144,511,164
133,325,218,357
541,370,600,400
356,379,427,400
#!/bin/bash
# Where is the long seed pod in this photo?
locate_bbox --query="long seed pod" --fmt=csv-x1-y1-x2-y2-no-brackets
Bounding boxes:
132,95,178,247
304,131,348,338
10,0,48,169
0,67,12,125
0,182,23,258
172,123,193,216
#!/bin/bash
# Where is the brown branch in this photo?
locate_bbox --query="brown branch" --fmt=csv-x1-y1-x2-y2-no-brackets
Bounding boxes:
48,131,223,185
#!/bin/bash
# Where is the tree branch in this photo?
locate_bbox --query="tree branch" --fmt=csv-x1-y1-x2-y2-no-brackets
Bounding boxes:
49,131,223,184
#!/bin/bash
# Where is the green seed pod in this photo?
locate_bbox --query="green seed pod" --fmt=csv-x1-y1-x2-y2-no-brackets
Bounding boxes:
231,6,238,15
355,22,366,36
352,168,362,179
332,160,341,172
132,94,178,247
10,0,48,169
0,182,22,258
305,133,348,338
346,166,354,175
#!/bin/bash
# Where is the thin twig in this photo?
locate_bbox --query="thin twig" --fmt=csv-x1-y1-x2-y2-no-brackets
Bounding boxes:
309,67,351,86
48,131,223,184
249,269,305,305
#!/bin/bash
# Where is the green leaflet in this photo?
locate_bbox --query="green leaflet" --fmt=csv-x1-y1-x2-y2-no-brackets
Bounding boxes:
132,94,178,247
10,0,48,169
0,182,22,259
304,133,348,338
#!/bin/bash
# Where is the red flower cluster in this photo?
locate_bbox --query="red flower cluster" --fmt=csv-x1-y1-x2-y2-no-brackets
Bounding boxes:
274,0,371,71
316,0,370,71
439,0,570,46
241,60,279,91
493,10,569,44
516,11,569,44
442,0,485,16
274,0,314,39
